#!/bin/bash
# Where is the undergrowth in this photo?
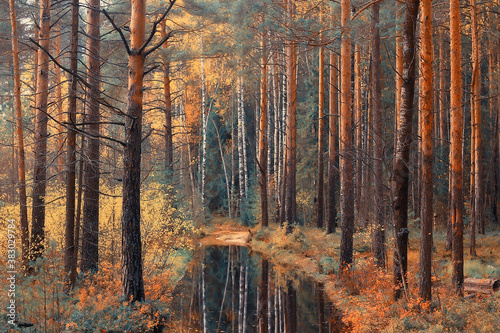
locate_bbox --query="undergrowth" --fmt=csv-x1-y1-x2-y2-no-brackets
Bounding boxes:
251,223,500,332
0,183,198,332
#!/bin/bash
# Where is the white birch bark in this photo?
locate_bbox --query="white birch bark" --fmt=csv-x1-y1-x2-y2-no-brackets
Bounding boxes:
199,34,207,208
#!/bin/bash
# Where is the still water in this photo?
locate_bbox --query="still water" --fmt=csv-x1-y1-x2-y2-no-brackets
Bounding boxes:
166,245,344,332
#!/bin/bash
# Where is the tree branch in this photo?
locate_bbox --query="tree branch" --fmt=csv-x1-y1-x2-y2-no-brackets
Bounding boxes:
352,0,386,21
139,0,177,54
102,9,131,55
145,31,174,57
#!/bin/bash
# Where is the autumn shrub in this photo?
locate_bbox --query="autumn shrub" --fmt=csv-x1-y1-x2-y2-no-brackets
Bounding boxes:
0,181,198,332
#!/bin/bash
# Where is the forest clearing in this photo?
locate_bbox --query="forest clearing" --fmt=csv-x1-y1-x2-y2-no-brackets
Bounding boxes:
1,0,500,331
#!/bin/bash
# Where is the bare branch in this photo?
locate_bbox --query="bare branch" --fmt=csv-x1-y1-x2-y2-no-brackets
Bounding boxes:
102,9,131,55
139,0,177,54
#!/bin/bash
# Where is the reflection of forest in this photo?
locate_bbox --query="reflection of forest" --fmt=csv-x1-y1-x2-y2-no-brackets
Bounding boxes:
167,245,344,332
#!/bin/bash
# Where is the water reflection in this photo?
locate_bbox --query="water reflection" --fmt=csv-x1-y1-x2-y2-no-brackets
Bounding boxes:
167,246,343,332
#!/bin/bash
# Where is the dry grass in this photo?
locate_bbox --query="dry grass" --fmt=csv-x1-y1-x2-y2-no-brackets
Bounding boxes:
250,222,500,332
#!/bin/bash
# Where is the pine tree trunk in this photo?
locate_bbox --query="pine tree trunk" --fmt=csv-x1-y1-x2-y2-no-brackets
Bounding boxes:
354,45,362,226
64,0,79,289
450,0,464,295
55,24,65,183
260,34,269,227
392,0,419,299
327,50,338,234
471,0,483,236
31,0,51,261
339,0,354,270
81,0,101,274
317,41,325,229
284,0,297,231
161,20,173,171
121,0,146,302
9,0,29,271
419,0,434,301
490,37,499,224
371,2,385,268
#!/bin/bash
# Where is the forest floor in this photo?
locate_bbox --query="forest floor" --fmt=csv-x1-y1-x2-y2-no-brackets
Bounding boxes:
203,217,500,332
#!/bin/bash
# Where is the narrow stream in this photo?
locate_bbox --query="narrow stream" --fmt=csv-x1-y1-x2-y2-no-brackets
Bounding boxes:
166,245,344,332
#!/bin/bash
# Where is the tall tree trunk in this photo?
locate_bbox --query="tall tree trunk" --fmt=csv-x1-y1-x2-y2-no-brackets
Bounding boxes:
395,4,403,149
9,0,29,271
339,0,354,270
488,33,497,224
33,0,39,119
55,24,64,183
122,0,146,302
260,34,269,227
81,0,100,274
317,39,325,229
161,20,173,172
419,0,434,301
237,75,247,210
284,0,297,231
200,35,207,209
371,2,385,268
327,50,338,234
450,0,464,295
392,0,419,300
64,0,79,289
470,0,483,237
31,0,51,262
354,45,362,226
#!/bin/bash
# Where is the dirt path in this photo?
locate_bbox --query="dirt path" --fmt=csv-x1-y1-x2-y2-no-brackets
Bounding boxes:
199,226,252,246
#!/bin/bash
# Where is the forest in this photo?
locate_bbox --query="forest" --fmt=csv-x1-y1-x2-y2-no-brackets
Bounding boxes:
0,0,499,331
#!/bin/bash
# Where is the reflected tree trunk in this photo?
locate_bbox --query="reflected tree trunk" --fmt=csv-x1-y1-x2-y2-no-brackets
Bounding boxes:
258,259,269,333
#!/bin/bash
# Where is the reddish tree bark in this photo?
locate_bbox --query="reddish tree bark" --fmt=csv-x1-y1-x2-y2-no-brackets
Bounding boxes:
339,0,354,271
419,0,434,301
160,19,173,171
317,40,325,229
64,0,79,289
9,0,29,271
450,0,464,295
327,51,338,234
